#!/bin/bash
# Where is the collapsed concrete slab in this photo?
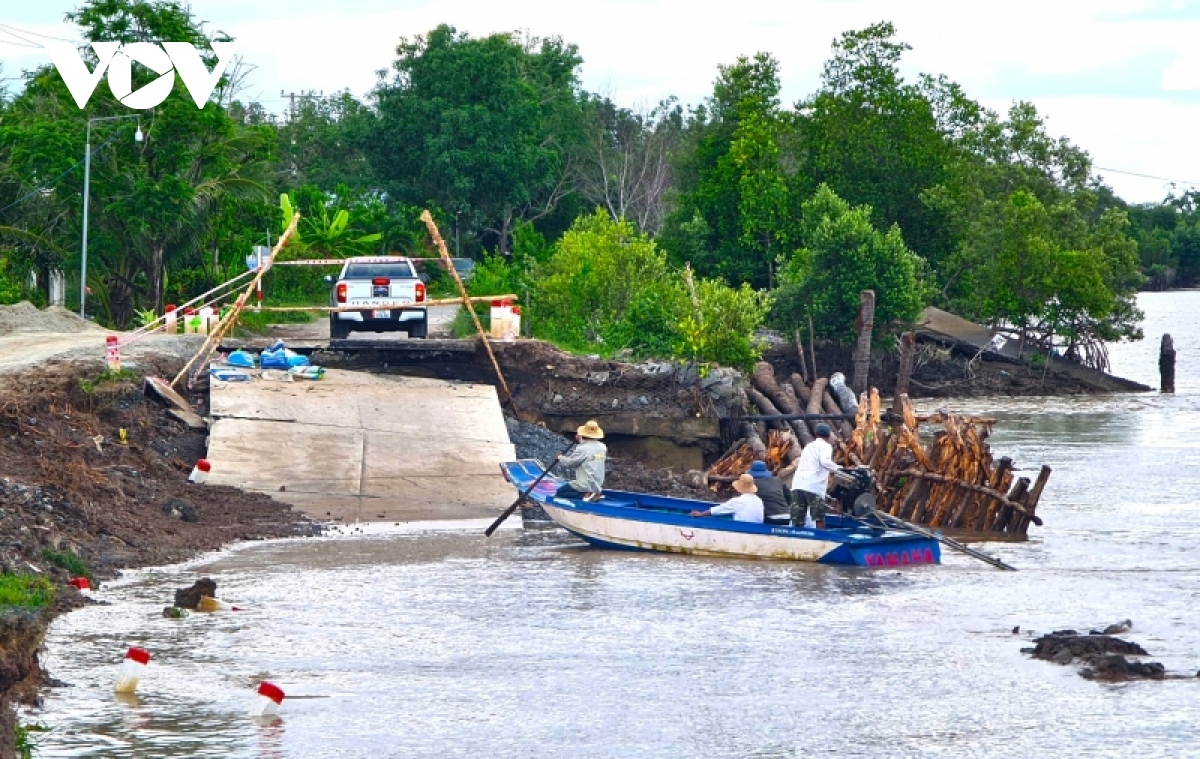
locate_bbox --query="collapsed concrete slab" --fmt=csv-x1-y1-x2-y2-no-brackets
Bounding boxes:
205,369,515,522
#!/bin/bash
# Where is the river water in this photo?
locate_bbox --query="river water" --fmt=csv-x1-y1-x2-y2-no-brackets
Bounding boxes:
28,292,1200,758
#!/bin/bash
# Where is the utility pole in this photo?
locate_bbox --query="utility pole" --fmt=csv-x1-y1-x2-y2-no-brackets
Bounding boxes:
280,90,322,122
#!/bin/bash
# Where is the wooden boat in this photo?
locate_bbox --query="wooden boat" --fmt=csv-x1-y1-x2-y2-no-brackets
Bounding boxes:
500,460,941,567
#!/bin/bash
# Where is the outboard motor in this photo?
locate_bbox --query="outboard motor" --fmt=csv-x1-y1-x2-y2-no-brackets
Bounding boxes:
827,466,877,518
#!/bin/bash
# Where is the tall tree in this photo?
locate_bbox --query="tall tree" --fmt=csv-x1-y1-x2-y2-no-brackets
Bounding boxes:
663,53,798,287
773,184,924,342
366,25,586,255
795,22,957,267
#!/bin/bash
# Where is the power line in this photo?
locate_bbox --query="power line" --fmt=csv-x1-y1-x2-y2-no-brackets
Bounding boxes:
1094,166,1200,186
0,23,77,44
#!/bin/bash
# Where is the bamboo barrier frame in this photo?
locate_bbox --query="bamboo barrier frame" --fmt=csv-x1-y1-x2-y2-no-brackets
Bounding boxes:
419,210,517,415
250,294,517,314
171,213,301,388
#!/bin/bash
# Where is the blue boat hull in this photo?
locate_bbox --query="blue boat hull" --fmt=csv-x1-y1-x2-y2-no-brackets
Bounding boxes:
500,460,940,567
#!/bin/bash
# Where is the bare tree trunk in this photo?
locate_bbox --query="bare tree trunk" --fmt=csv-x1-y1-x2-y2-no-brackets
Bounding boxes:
894,331,915,416
807,314,817,378
149,243,166,314
794,329,809,382
852,290,875,395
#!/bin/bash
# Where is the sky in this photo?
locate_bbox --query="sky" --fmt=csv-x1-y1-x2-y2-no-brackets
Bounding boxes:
4,0,1200,203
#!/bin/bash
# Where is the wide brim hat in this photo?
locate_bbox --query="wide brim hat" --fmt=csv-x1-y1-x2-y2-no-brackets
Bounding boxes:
748,461,771,479
577,420,604,439
732,473,758,494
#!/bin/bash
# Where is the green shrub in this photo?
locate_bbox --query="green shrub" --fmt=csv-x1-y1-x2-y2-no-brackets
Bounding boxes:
535,210,671,349
42,549,92,581
0,574,54,610
678,278,770,371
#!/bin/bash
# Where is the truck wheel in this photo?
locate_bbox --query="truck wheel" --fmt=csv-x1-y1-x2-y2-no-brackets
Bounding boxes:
330,315,351,340
407,319,428,339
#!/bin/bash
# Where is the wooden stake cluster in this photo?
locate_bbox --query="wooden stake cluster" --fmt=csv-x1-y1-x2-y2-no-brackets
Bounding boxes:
707,360,1050,535
859,394,1049,534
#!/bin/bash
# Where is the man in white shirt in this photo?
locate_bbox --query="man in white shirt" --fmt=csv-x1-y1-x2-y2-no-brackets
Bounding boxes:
690,474,764,523
790,423,840,528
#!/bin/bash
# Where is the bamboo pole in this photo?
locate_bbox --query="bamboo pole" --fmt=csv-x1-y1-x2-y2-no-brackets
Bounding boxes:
171,213,301,388
419,210,516,414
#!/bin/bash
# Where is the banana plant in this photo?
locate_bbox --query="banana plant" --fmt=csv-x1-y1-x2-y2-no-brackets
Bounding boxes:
279,192,382,259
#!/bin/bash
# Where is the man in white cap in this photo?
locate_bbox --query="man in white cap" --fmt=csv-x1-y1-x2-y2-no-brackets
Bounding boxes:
690,473,764,523
556,420,608,502
791,423,840,528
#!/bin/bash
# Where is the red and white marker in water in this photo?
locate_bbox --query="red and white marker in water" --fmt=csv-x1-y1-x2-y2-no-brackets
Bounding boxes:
67,577,90,590
113,647,150,693
188,459,211,484
250,682,285,717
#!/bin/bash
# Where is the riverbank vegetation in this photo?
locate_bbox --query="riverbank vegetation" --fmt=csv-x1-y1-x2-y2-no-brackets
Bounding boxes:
0,0,1177,370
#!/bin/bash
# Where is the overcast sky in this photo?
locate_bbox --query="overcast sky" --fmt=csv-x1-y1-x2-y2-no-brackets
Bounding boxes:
4,0,1200,203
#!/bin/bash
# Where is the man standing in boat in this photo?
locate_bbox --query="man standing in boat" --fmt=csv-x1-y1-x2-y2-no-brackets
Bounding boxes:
556,420,607,502
690,473,764,522
790,423,840,528
748,460,791,525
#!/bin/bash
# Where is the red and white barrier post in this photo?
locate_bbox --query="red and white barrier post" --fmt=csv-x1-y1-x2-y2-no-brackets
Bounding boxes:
188,459,211,484
250,682,285,717
114,647,150,693
105,336,121,372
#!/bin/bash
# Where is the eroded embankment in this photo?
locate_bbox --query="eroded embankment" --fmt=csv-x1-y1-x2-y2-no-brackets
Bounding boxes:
0,358,312,750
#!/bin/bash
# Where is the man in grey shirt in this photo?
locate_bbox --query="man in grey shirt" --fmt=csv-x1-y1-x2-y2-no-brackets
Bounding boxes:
556,420,607,502
748,460,791,524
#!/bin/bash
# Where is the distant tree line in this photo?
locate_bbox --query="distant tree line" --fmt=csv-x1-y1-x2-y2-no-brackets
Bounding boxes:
0,1,1180,368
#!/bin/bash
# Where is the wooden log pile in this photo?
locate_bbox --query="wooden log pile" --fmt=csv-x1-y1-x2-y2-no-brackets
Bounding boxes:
706,361,1049,536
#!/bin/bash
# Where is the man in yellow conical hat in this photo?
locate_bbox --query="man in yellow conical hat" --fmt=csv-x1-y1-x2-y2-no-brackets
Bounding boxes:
556,420,607,502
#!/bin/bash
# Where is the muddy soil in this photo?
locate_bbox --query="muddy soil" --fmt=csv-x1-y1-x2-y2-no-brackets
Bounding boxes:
0,359,312,579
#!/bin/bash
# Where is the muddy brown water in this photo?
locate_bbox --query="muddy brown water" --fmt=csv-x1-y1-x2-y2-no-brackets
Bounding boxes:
27,292,1200,757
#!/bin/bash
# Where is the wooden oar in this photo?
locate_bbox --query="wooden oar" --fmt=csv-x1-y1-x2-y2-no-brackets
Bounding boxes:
869,510,1017,571
485,445,575,537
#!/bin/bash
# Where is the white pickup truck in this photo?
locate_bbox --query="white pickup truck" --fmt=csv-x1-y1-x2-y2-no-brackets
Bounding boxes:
325,256,428,340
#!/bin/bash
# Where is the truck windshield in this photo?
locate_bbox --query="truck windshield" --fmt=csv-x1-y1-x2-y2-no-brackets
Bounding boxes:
344,262,414,279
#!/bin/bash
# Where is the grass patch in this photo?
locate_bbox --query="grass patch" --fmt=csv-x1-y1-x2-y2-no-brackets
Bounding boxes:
77,367,140,394
15,721,49,759
0,574,54,610
42,549,92,582
235,308,314,336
